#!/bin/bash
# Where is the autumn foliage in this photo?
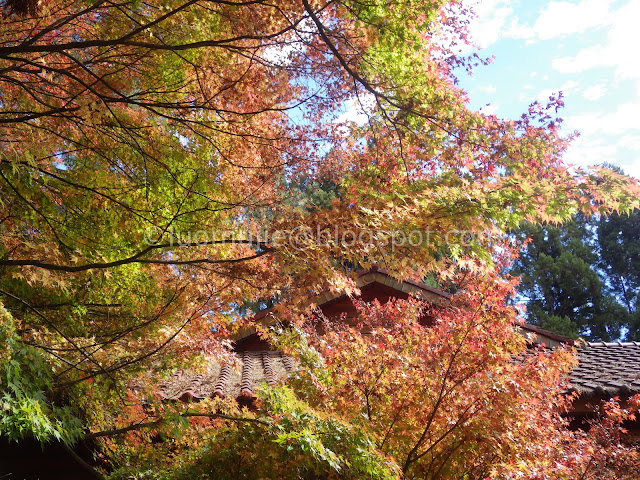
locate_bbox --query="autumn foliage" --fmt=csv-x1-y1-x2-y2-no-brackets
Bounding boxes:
265,272,637,480
97,269,640,479
0,0,639,478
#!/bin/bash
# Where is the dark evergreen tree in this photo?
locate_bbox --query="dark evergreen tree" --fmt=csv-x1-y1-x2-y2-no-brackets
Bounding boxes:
597,210,640,340
511,207,640,342
511,164,640,341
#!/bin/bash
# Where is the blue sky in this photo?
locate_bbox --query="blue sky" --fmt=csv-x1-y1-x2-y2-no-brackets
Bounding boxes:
458,0,640,179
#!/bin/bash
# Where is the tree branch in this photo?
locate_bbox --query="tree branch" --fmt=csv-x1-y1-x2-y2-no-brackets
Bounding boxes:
62,443,105,480
86,412,269,439
0,239,273,271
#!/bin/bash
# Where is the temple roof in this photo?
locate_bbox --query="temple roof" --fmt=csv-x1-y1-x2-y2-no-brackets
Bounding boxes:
570,342,640,397
159,351,294,401
158,342,640,402
159,271,640,404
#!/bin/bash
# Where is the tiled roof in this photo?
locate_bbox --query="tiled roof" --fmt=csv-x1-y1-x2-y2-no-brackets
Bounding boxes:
159,351,295,401
159,343,640,403
570,342,640,397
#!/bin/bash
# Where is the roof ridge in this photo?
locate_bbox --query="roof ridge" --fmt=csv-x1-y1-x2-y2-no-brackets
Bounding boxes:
356,266,451,298
584,341,640,347
516,321,575,345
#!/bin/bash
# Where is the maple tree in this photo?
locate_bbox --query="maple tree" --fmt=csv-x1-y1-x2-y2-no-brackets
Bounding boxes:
94,267,640,480
1,0,640,478
270,271,640,480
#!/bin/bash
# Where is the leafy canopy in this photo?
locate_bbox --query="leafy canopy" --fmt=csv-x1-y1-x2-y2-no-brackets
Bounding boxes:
0,0,639,478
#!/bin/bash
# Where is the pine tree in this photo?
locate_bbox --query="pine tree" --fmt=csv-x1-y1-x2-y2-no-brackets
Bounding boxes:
512,208,640,341
597,209,640,340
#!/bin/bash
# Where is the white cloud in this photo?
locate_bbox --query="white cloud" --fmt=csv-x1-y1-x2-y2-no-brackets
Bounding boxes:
464,0,513,49
565,99,640,137
262,44,294,66
527,80,578,104
477,84,497,94
619,159,640,180
563,136,616,169
465,0,615,49
552,2,640,80
520,0,613,41
616,136,640,179
335,94,376,126
582,84,607,101
619,135,640,152
560,79,579,94
479,104,499,115
260,18,314,66
563,143,640,181
565,136,640,179
564,112,601,136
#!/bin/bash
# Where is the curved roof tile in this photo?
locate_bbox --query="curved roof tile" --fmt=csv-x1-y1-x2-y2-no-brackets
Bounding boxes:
159,343,640,402
159,351,294,401
570,342,640,397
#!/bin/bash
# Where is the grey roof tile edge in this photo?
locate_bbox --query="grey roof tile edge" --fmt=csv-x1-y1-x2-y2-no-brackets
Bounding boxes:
158,351,296,401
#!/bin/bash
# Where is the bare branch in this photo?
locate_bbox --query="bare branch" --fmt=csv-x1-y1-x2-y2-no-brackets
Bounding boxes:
0,239,273,272
86,412,269,439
